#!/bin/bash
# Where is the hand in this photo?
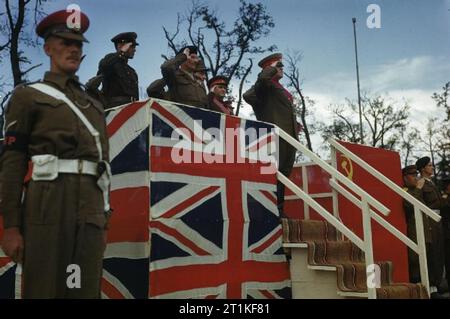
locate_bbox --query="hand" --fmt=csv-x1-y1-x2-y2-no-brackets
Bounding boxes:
1,227,24,264
183,48,191,58
416,178,425,189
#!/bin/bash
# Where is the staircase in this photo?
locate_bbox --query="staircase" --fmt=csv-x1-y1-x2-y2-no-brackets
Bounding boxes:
282,218,428,299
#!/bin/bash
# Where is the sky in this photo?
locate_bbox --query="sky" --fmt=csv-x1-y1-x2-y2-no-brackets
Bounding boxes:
1,0,449,155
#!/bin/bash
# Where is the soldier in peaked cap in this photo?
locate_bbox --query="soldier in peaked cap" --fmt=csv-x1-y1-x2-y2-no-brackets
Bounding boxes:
0,9,111,298
207,76,233,115
402,165,423,283
95,32,139,108
244,53,300,218
415,156,447,298
161,45,208,109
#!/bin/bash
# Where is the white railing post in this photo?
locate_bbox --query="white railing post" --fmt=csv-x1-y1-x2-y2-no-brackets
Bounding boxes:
362,198,377,299
302,164,310,220
414,205,430,297
330,146,340,220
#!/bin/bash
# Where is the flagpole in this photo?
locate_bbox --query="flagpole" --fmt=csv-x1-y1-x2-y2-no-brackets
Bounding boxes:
352,17,364,144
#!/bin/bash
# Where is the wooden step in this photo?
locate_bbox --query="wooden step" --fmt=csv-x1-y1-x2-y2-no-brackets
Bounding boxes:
282,218,429,299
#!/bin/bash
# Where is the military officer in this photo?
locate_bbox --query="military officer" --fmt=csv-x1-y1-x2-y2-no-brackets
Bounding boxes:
0,10,110,298
97,32,139,108
402,165,423,283
160,45,208,109
244,53,298,217
415,156,447,298
207,76,234,115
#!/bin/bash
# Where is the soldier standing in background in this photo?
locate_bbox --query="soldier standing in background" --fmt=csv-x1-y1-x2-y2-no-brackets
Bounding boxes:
207,76,234,115
161,46,208,109
402,165,424,284
415,156,447,298
97,32,139,108
0,10,111,298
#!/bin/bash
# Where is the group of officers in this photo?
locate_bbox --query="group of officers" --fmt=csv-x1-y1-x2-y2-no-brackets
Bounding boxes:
0,9,298,298
5,8,446,301
402,158,450,299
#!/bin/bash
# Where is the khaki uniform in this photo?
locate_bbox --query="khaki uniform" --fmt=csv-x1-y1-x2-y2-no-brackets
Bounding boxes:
0,72,109,298
98,52,139,108
147,78,170,100
245,66,298,214
420,179,445,288
161,53,208,108
249,66,298,177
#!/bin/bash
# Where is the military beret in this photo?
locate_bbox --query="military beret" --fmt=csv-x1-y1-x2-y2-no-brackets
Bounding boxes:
177,45,198,55
415,156,431,171
208,76,228,89
402,165,418,176
258,53,283,68
36,9,90,42
111,32,139,45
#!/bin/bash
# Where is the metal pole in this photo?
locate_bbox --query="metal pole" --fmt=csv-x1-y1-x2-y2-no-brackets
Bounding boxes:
352,17,364,144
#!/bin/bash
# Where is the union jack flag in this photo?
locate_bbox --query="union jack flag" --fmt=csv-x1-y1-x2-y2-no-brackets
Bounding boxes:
148,99,291,299
0,98,291,299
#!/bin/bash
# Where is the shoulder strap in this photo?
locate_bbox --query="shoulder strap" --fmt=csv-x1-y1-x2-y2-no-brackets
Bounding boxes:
29,82,103,162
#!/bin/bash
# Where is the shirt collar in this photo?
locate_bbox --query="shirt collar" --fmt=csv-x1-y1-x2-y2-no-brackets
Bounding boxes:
44,72,80,90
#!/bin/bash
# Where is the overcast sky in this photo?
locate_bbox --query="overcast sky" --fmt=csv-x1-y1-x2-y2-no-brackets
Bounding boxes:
1,0,449,154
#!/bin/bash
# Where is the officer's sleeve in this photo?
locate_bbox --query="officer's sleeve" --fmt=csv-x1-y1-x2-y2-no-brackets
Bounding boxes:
98,53,125,76
161,53,187,88
146,78,166,98
243,86,257,107
254,66,278,94
0,88,32,228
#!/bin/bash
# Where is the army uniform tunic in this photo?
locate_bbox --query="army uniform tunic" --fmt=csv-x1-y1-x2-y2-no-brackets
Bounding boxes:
0,72,109,298
161,53,208,109
252,66,298,178
98,52,139,108
421,178,446,288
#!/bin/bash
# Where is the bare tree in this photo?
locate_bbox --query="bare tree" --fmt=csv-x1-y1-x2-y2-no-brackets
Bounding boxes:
400,127,420,166
284,51,314,151
0,0,48,137
1,0,47,87
162,0,276,115
432,82,450,121
321,95,410,150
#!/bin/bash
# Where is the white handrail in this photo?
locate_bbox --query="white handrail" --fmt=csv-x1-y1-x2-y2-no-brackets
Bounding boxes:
277,172,365,250
279,130,391,216
328,138,440,222
330,179,418,252
329,138,433,297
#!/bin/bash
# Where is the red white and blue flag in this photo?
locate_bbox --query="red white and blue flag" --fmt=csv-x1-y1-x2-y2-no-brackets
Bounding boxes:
0,99,291,299
148,99,291,299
